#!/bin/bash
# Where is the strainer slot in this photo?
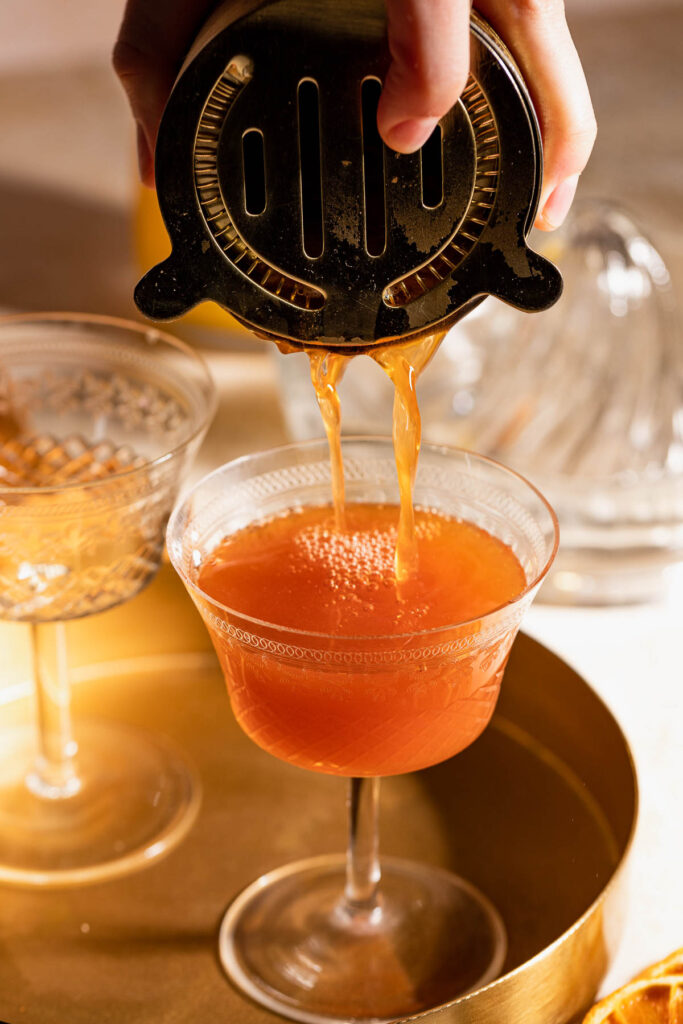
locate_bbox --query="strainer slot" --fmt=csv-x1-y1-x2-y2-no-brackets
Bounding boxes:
420,126,443,209
242,129,266,216
297,79,324,259
383,76,500,309
360,77,386,257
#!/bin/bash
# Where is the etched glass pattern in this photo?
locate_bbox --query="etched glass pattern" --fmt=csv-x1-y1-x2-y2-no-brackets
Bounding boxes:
0,316,214,621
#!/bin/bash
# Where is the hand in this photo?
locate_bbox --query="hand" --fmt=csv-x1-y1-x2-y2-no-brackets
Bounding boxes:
114,0,596,230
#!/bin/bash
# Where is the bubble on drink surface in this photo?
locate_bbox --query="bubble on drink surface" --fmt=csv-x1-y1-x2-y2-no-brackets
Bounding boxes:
295,523,398,593
414,509,445,543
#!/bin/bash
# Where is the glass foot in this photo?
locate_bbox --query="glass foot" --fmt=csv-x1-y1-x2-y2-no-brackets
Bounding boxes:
0,720,200,886
219,854,506,1023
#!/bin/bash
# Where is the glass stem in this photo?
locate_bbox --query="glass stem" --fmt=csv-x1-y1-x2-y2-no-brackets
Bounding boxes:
26,621,80,799
344,777,381,911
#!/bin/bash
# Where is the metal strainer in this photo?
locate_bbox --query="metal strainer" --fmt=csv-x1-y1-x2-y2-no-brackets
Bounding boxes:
135,0,562,351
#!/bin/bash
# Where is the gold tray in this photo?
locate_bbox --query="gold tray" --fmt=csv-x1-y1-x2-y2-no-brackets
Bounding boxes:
0,566,637,1024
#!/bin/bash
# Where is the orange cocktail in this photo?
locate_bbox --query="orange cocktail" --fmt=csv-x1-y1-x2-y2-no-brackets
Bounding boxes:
168,438,558,1022
198,502,525,776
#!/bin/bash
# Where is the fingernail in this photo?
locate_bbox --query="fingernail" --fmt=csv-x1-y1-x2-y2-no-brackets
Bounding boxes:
136,121,153,185
384,117,438,153
542,173,579,229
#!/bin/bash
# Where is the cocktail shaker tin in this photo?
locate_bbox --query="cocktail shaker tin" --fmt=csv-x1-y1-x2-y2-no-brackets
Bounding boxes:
135,0,562,350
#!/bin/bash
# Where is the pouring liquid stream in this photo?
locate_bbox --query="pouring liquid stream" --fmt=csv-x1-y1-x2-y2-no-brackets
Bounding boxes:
307,331,443,584
308,349,350,531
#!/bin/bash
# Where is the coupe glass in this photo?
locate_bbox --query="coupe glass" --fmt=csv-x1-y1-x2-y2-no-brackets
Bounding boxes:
168,438,558,1022
0,313,216,885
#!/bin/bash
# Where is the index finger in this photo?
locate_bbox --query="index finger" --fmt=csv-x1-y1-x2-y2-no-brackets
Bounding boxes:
378,0,471,153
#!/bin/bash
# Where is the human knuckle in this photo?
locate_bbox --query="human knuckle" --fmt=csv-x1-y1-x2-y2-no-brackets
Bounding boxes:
568,116,598,160
553,117,597,175
411,66,468,116
112,39,147,80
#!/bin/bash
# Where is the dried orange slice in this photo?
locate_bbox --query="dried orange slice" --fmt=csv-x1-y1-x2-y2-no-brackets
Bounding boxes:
584,950,683,1024
636,951,683,982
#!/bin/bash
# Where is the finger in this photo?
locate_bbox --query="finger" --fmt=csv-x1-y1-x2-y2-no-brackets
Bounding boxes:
378,0,471,153
475,0,597,230
113,0,215,185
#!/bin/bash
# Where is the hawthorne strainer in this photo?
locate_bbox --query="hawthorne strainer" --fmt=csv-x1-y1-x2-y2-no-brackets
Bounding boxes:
135,0,562,351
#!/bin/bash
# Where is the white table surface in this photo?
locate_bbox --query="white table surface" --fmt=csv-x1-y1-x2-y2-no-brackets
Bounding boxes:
198,349,683,996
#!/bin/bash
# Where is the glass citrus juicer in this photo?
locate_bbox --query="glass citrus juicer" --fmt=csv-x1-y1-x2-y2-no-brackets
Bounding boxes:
136,0,562,1019
0,314,215,886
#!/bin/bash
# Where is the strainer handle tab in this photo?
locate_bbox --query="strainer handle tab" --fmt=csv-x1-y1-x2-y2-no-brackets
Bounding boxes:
477,244,564,314
135,249,213,322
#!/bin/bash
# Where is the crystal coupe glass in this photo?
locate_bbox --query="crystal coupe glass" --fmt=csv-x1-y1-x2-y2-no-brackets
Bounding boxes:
169,438,558,1022
0,313,216,885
